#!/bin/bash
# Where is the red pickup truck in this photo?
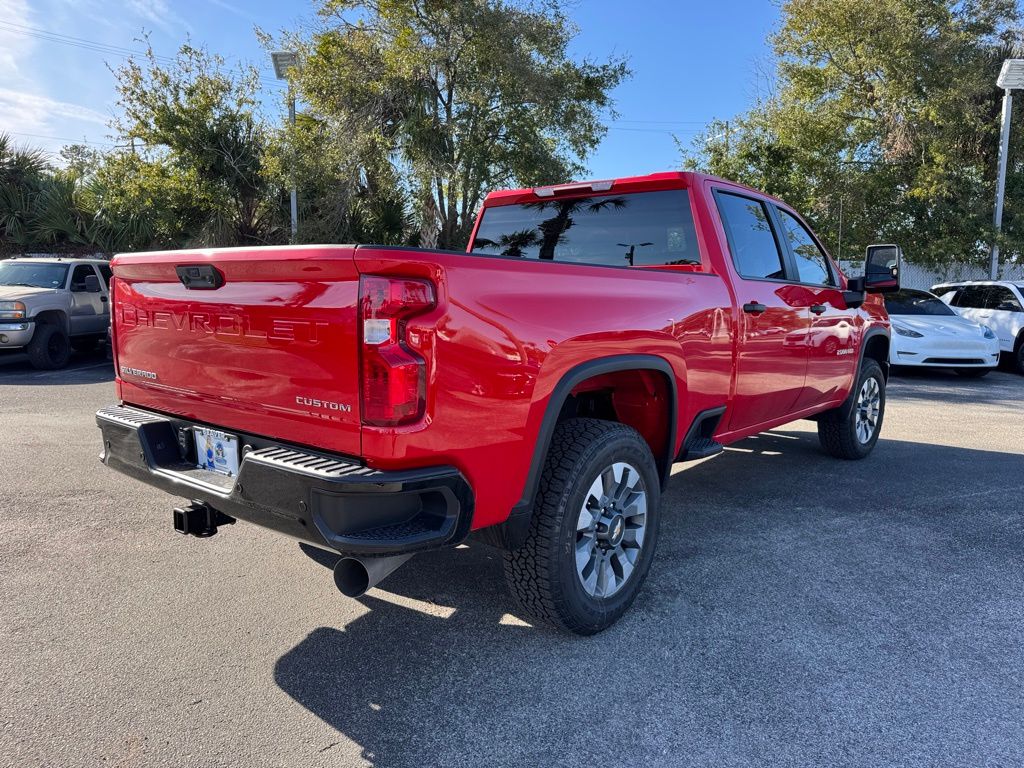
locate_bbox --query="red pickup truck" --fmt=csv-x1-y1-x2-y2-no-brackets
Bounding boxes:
96,172,901,634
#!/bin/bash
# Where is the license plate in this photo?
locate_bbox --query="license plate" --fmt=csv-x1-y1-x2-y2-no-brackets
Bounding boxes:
193,427,240,477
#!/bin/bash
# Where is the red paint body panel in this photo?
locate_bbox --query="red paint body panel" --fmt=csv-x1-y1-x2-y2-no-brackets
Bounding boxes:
110,172,889,533
112,246,363,456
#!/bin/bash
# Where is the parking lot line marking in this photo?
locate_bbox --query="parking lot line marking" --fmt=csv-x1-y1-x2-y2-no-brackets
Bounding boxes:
21,362,111,380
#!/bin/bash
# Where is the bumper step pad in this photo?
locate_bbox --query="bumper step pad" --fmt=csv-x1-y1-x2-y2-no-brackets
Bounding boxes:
96,404,473,555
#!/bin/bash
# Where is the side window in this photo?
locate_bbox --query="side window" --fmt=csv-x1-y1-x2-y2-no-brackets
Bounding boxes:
97,264,113,289
986,286,1022,312
715,192,786,281
954,285,989,309
69,264,95,292
777,209,835,286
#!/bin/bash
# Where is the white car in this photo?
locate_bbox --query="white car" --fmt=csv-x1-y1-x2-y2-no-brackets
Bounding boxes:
885,289,1000,377
932,280,1024,374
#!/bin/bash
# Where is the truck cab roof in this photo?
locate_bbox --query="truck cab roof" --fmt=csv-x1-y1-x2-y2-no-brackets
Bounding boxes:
482,171,788,209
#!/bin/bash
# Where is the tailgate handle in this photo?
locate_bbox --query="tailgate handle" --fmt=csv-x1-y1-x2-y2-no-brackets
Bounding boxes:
176,264,224,290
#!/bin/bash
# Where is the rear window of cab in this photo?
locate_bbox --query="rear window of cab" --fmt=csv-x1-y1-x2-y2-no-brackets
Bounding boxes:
471,189,701,269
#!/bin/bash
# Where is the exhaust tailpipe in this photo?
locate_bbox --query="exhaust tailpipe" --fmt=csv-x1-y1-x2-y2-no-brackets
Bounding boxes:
333,553,413,598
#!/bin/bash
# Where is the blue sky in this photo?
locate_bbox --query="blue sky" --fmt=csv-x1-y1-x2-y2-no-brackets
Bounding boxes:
1,0,779,179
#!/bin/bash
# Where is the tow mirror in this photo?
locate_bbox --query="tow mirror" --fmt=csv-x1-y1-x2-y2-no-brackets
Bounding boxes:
83,274,102,293
863,244,902,293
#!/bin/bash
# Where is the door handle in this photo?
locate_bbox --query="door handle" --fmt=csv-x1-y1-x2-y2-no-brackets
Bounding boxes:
742,302,767,315
809,304,827,315
100,296,108,302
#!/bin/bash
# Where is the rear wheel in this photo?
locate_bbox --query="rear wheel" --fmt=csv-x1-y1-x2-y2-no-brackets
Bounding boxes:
954,367,991,378
817,359,886,460
1015,341,1024,375
26,324,71,370
503,418,661,635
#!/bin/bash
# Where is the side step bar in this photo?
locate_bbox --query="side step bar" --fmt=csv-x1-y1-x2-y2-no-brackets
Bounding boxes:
682,436,724,460
678,406,726,462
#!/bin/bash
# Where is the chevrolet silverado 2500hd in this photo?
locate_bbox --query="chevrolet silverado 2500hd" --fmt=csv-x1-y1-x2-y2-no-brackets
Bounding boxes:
96,172,901,634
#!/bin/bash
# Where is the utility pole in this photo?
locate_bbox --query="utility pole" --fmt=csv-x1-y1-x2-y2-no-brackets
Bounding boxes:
288,87,298,243
837,195,843,263
271,51,299,243
990,59,1024,279
991,89,1013,279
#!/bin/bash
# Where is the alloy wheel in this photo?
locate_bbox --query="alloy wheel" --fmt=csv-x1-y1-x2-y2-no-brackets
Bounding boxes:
855,376,881,444
575,461,648,598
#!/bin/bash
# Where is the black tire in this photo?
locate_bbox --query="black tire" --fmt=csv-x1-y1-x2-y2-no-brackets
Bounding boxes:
503,418,661,635
26,324,71,370
817,358,886,460
1015,341,1024,375
954,367,991,378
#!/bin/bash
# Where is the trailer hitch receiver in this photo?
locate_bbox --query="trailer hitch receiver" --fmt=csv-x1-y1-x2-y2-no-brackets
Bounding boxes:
172,501,236,537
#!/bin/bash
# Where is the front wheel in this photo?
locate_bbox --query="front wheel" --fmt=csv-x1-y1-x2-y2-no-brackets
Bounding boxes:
503,418,661,635
26,324,71,370
817,359,886,460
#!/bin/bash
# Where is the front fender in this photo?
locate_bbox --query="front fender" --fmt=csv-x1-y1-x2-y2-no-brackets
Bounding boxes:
27,300,71,332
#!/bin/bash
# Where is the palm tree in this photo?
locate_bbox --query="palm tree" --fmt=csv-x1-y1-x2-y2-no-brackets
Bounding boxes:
0,133,50,254
473,228,541,258
524,196,629,260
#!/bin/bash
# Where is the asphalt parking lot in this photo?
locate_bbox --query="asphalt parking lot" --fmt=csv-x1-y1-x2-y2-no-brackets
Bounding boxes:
0,353,1022,768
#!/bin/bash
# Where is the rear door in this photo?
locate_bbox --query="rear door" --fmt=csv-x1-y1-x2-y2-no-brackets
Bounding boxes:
111,246,363,456
952,285,994,335
980,285,1023,352
713,189,809,433
774,206,858,410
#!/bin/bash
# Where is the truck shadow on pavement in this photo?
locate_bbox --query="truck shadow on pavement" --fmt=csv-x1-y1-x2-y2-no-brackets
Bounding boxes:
274,429,1024,768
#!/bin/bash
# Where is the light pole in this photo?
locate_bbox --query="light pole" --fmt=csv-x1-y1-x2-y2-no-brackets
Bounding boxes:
990,59,1024,279
271,50,299,242
617,242,652,266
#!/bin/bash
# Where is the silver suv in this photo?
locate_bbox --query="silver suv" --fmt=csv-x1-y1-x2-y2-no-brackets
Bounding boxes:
0,257,111,369
932,280,1024,374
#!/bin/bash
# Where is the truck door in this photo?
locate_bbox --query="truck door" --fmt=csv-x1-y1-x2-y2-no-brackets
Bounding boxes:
773,206,858,411
713,190,809,433
68,263,107,335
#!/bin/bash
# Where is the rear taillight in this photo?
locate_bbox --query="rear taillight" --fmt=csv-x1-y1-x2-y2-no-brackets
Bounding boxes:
359,275,436,427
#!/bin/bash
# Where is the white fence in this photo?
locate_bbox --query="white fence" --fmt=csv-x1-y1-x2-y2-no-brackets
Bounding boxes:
839,260,1024,291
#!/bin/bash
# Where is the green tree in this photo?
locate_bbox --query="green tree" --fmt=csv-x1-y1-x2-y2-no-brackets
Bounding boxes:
282,0,628,250
0,133,50,253
262,111,414,246
111,43,283,246
683,0,1022,267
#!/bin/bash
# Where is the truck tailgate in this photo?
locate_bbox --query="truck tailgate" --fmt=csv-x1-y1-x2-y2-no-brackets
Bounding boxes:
111,246,362,457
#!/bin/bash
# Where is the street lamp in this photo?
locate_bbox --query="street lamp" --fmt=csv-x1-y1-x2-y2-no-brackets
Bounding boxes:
271,50,299,242
990,59,1024,278
617,242,652,266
